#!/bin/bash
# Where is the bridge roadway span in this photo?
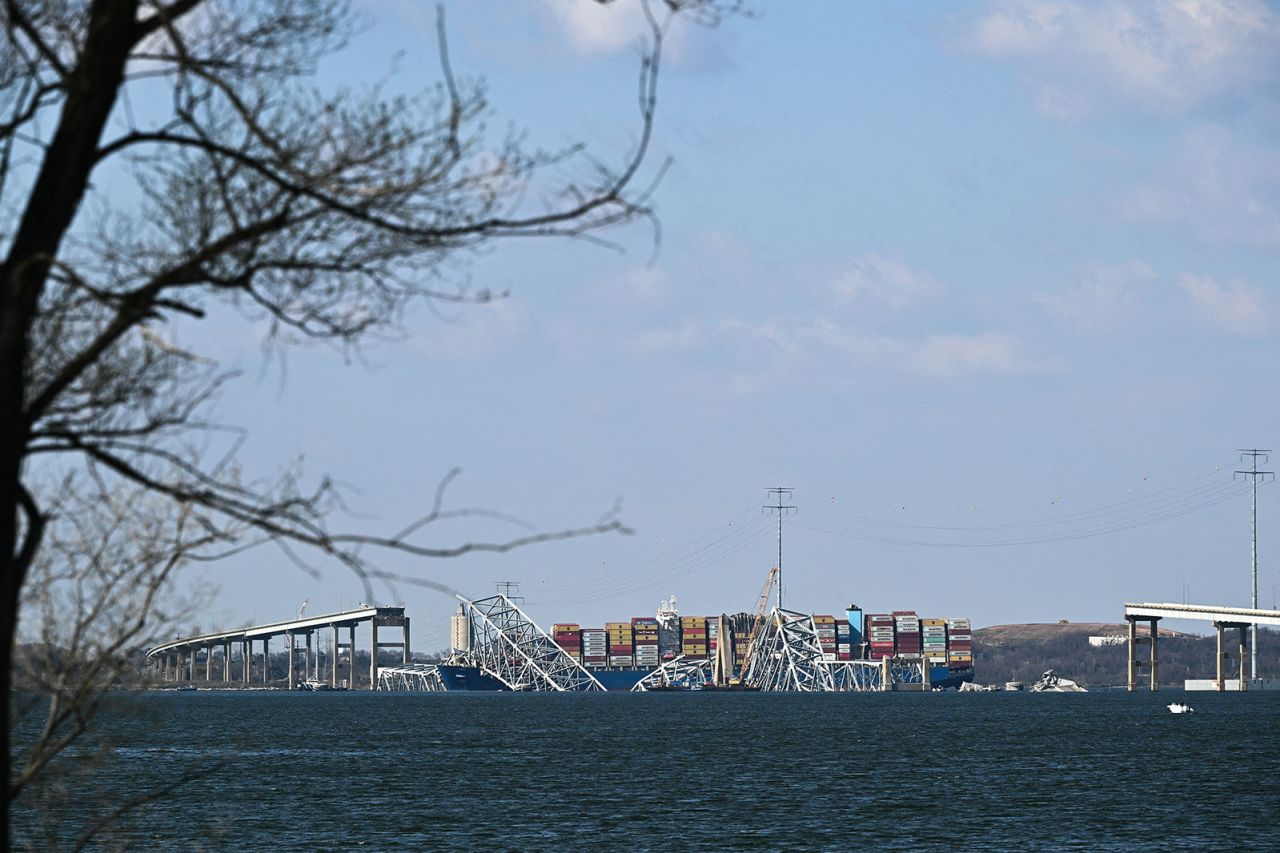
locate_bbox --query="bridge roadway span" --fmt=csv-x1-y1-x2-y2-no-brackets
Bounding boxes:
1122,602,1280,692
146,606,409,690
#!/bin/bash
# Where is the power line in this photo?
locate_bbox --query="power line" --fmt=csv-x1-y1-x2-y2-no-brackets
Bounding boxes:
1236,448,1273,681
764,487,796,610
797,475,1250,547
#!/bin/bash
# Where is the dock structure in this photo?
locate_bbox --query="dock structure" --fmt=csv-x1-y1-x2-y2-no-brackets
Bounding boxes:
146,605,409,690
1123,602,1280,692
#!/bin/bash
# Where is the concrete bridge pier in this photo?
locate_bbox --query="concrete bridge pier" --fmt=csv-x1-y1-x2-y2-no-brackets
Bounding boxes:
262,637,270,685
369,612,411,690
1213,621,1251,691
1126,615,1160,691
223,641,231,682
331,625,339,687
287,632,296,690
242,639,250,683
349,625,357,688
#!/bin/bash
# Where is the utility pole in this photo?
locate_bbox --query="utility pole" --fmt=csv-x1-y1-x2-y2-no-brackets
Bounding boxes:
494,580,524,605
763,488,796,611
1235,449,1272,681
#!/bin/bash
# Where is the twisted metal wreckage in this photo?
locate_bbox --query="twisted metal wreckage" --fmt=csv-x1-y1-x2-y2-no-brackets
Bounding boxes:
376,595,928,693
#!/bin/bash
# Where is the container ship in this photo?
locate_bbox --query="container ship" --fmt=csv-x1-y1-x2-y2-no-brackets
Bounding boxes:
436,597,975,691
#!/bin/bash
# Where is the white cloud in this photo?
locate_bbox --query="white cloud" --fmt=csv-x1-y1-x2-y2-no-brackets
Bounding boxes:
1179,274,1270,336
830,254,943,310
713,317,1050,383
534,0,722,68
965,0,1280,116
540,0,645,55
1033,261,1157,331
1118,125,1280,248
910,333,1043,378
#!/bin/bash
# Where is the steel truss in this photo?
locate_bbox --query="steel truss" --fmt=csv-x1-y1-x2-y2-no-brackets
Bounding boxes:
742,608,836,692
459,594,605,692
377,663,446,692
820,659,886,692
890,658,926,685
631,655,713,691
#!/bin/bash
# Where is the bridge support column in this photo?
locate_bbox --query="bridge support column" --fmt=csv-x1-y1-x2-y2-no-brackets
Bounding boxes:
262,637,270,685
1239,626,1249,691
332,625,339,688
1127,618,1136,691
370,618,378,691
304,631,312,685
287,633,295,690
1126,616,1160,691
1215,622,1226,691
242,640,250,683
205,644,212,681
403,617,411,664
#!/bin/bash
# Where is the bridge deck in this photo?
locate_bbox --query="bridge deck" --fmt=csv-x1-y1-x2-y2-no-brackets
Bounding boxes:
147,606,404,658
1123,602,1280,627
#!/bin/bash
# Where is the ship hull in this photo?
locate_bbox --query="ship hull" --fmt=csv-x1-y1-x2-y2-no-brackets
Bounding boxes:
432,663,975,691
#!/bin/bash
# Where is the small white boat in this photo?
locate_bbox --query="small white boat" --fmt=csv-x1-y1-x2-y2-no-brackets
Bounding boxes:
1167,702,1194,714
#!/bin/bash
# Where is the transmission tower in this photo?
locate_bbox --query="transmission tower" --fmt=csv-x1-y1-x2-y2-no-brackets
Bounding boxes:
493,580,524,605
764,488,796,610
1235,449,1272,680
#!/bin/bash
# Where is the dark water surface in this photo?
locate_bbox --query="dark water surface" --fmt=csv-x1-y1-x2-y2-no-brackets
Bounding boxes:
15,689,1280,850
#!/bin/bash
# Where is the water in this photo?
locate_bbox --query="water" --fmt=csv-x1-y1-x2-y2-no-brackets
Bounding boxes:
15,689,1280,850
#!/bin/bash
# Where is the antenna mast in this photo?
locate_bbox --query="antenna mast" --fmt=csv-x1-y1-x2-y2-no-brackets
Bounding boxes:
763,488,796,610
1235,449,1272,681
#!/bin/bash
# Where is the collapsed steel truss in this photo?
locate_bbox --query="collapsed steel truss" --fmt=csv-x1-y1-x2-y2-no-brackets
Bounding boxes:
821,659,887,692
631,655,713,692
742,608,836,692
377,663,446,692
458,594,605,692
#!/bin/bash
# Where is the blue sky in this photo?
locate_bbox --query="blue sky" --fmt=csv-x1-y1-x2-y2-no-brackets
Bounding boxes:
184,1,1280,650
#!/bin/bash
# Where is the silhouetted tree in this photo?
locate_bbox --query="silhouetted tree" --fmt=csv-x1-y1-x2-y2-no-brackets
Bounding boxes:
1,0,738,844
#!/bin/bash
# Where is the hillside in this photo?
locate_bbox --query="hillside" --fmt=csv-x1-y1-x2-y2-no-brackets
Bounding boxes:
972,623,1277,688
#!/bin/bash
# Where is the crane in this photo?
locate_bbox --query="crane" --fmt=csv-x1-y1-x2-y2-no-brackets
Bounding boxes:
733,566,778,684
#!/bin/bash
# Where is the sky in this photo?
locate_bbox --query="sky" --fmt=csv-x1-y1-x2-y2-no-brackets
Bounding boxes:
175,0,1280,652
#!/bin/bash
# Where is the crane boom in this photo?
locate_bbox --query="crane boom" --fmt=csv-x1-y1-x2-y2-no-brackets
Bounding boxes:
735,566,778,681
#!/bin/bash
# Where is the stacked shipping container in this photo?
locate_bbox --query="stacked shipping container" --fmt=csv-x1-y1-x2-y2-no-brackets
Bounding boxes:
836,618,853,661
893,611,921,657
947,618,972,669
553,623,582,662
632,617,660,669
681,616,708,659
865,614,895,659
540,608,974,672
581,628,606,668
921,618,948,663
606,621,633,667
814,615,837,660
